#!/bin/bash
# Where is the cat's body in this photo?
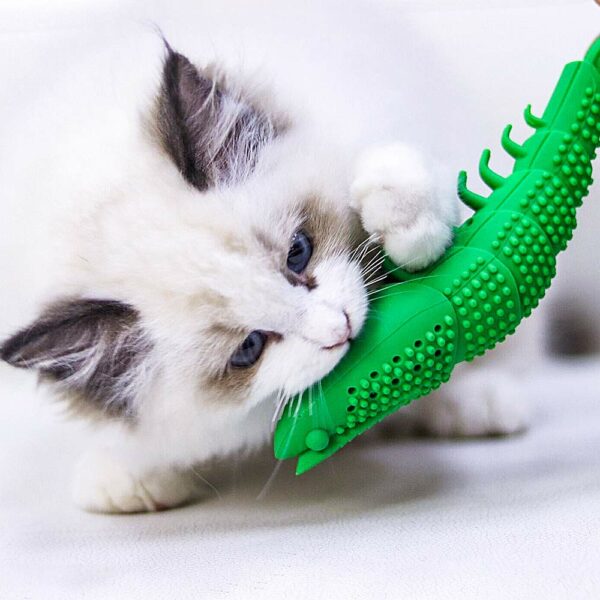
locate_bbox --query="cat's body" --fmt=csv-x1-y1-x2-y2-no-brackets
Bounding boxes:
1,12,538,513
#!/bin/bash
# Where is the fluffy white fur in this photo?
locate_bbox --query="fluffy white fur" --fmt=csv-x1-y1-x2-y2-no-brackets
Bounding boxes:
351,143,457,271
0,22,540,514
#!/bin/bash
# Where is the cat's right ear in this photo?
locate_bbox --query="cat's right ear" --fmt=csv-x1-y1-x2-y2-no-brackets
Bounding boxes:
154,44,279,191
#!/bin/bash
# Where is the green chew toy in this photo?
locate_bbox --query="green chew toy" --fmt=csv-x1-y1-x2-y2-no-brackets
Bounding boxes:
274,37,600,475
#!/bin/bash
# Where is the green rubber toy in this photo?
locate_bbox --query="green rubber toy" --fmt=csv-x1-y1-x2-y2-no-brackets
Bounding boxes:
274,38,600,475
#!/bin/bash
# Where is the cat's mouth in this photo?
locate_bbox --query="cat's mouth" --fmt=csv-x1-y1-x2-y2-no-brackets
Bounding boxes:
322,339,351,351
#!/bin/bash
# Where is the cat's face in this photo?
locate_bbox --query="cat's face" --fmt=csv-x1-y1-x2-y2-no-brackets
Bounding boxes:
0,45,370,420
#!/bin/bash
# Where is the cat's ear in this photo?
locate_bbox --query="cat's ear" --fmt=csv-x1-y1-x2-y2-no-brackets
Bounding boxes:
0,298,151,417
154,44,278,190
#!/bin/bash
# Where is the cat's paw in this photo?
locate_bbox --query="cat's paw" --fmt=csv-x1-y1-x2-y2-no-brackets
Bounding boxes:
408,369,532,437
350,143,454,271
72,451,200,513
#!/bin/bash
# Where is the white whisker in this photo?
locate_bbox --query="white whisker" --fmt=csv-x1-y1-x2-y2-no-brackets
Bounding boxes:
256,459,284,501
190,465,222,500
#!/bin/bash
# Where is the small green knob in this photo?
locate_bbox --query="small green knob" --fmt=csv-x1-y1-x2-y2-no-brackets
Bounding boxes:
305,429,330,452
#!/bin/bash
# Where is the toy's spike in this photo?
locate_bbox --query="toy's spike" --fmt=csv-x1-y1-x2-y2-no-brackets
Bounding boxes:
523,103,545,128
478,149,505,190
501,124,527,158
457,170,487,211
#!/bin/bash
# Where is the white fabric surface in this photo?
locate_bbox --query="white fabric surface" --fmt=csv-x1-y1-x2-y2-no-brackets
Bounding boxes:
2,360,600,600
1,2,600,599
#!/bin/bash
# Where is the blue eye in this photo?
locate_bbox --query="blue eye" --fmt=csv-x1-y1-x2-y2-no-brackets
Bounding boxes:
287,230,313,274
230,331,267,368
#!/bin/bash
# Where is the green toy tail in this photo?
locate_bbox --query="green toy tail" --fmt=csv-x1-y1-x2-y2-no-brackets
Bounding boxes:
274,37,600,475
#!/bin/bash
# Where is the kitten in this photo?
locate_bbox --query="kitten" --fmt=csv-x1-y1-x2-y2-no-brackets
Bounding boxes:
0,42,531,513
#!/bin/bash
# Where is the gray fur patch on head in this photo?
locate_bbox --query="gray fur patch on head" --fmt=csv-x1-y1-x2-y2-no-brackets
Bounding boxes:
301,195,362,262
0,298,152,419
153,44,283,190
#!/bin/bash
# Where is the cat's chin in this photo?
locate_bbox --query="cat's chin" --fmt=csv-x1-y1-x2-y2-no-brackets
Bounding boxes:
305,343,351,390
275,345,349,400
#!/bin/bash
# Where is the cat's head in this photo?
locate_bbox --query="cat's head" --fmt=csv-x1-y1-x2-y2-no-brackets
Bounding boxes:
0,45,370,422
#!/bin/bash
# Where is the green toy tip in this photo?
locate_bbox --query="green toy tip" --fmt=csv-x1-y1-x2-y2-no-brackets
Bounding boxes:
585,36,600,70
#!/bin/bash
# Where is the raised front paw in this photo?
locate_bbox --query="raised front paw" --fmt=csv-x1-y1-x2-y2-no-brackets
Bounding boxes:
350,143,456,271
72,451,200,513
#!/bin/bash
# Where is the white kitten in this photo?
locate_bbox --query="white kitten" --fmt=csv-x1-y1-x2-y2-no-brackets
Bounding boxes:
0,37,533,513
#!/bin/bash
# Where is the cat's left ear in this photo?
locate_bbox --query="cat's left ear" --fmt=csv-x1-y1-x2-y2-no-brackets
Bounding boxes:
154,44,279,191
0,298,150,417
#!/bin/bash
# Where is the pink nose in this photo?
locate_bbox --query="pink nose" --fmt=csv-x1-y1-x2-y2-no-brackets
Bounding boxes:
323,311,352,350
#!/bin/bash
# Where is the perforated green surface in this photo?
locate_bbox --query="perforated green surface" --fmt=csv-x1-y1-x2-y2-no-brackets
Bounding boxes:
274,38,600,474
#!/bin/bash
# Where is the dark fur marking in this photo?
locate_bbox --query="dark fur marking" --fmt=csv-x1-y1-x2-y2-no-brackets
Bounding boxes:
1,299,151,418
154,44,277,190
284,270,318,290
156,48,214,190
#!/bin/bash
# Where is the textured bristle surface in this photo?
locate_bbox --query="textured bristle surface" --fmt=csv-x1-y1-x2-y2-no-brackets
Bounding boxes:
442,256,520,361
494,213,556,317
530,85,600,247
338,316,456,436
457,83,600,358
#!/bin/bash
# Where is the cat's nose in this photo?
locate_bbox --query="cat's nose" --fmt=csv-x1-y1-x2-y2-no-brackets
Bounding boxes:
323,311,352,350
303,305,352,349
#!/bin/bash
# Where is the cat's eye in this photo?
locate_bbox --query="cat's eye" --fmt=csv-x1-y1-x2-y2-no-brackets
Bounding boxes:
287,230,313,274
230,331,267,368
